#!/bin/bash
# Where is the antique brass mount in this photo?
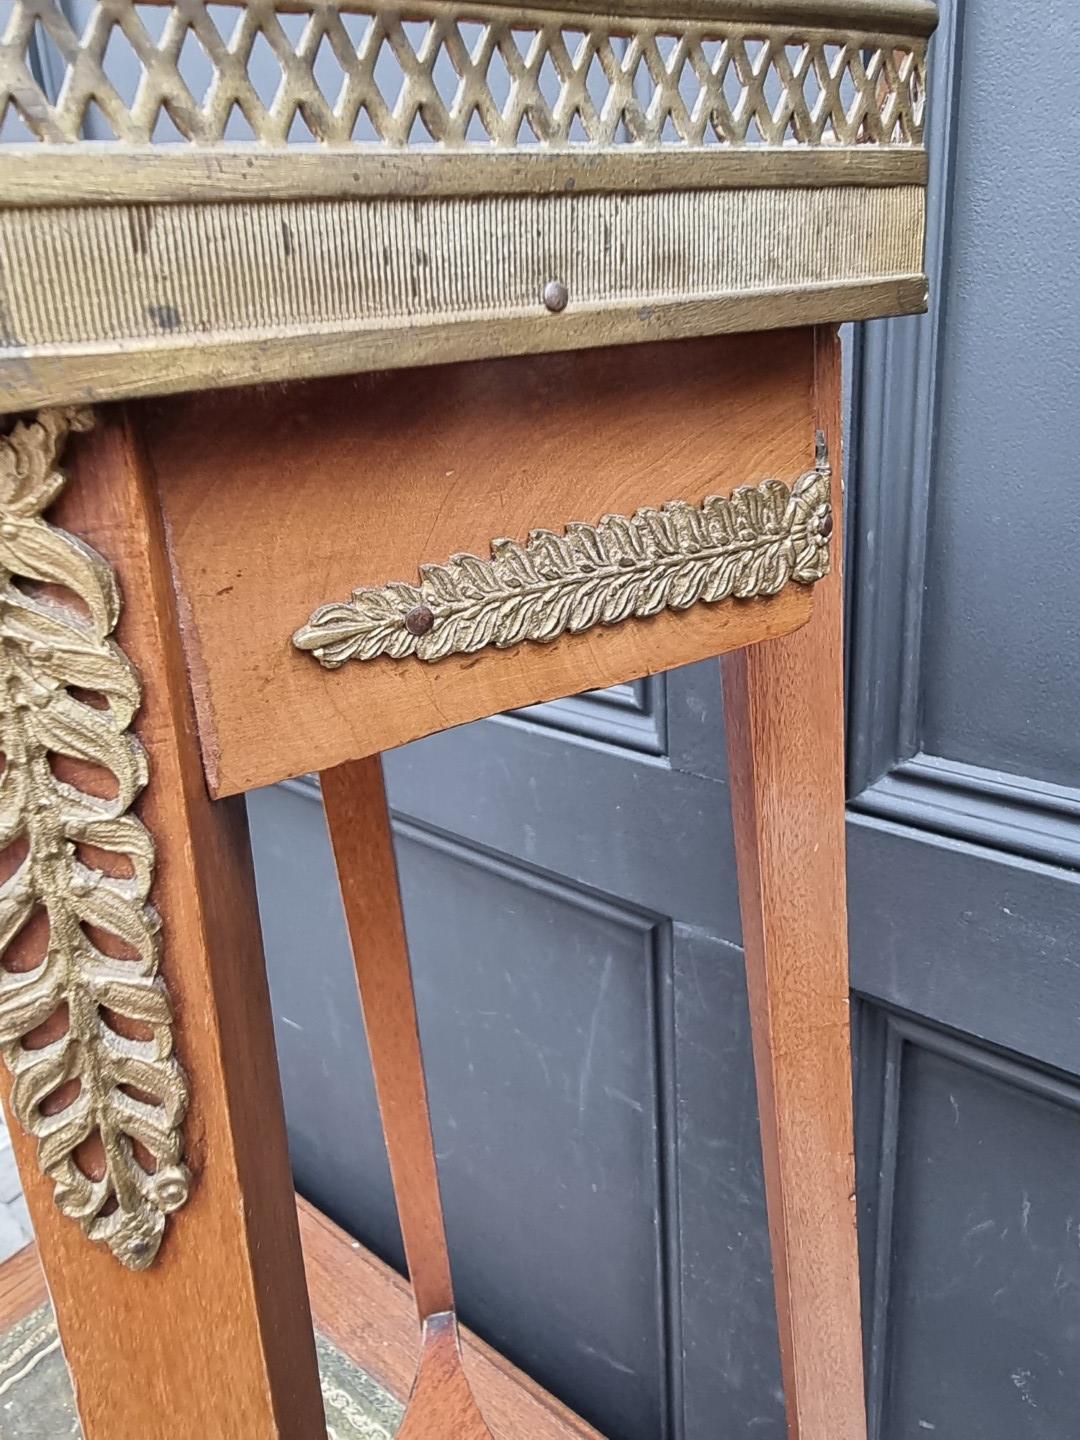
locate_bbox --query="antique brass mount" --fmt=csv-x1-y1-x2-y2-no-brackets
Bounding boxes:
294,453,833,667
0,407,189,1269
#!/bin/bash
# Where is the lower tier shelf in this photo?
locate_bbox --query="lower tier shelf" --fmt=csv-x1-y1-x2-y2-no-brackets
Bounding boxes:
0,1197,603,1440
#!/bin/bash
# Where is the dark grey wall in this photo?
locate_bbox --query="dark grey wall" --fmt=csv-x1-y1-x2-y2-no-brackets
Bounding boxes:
249,0,1080,1435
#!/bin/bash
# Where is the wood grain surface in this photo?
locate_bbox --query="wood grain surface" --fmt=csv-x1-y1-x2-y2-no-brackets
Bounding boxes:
321,756,492,1438
0,414,325,1439
300,1199,606,1440
320,758,456,1327
720,327,866,1440
1,1202,606,1440
0,1242,45,1331
143,330,819,796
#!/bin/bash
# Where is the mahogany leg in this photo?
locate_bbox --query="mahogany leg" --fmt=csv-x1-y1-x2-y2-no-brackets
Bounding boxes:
320,755,492,1440
0,410,325,1436
719,330,867,1440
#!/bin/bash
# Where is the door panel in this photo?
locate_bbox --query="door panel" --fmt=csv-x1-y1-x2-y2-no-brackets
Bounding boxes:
846,0,1080,1435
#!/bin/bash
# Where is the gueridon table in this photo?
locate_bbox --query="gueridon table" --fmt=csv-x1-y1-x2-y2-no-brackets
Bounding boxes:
0,0,936,1435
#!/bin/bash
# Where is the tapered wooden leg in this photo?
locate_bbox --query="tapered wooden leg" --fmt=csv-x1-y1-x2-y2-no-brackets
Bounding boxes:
0,411,325,1437
320,755,492,1440
720,330,866,1440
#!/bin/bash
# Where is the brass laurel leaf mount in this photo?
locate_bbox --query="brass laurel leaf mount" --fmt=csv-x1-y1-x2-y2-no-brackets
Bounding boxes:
0,407,189,1270
294,450,833,669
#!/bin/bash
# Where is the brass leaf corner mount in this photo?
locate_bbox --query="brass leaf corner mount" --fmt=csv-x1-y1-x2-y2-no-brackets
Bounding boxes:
294,453,832,669
0,407,189,1270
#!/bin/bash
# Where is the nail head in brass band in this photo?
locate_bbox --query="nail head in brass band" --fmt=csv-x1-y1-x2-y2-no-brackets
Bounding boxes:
293,456,832,669
543,281,569,314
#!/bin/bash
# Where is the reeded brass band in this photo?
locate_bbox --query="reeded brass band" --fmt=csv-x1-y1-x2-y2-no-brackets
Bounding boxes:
0,184,925,410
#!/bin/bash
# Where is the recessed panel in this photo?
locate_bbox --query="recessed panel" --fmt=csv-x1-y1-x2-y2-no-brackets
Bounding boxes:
882,1039,1080,1438
921,0,1080,788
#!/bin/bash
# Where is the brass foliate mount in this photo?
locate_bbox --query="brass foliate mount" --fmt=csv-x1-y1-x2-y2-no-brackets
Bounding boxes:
294,451,832,669
0,407,189,1270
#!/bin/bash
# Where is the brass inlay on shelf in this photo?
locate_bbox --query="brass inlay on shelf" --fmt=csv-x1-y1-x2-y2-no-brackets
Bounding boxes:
294,453,832,668
0,408,189,1270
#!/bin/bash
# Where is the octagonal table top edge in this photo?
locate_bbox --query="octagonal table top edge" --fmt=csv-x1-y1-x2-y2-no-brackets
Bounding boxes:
0,0,937,410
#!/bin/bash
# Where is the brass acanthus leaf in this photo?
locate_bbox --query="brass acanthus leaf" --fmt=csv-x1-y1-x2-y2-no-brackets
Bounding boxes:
293,462,832,668
0,407,189,1270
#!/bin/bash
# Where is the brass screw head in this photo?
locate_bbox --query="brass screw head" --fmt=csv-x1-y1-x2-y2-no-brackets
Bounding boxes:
542,280,569,313
404,605,435,637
